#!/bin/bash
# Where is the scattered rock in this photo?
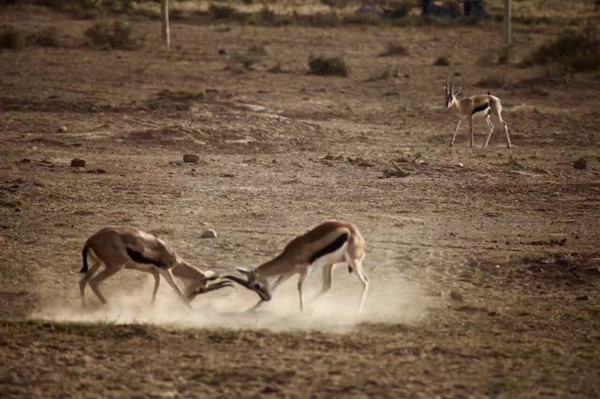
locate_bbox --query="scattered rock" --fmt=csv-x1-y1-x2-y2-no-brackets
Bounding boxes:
58,126,68,132
70,158,86,168
573,157,587,170
450,290,464,302
183,154,200,164
18,159,31,164
86,168,107,174
201,229,218,239
576,295,589,301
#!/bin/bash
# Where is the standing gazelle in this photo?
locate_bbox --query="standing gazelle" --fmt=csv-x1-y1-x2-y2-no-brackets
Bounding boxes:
223,220,369,314
79,226,232,307
445,76,511,148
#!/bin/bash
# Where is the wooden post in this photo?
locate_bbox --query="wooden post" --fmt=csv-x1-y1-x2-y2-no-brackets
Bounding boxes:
161,0,170,50
503,0,511,46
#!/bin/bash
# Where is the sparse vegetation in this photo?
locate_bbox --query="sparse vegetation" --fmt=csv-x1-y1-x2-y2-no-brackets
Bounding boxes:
297,11,341,27
84,19,136,49
380,41,409,57
0,26,26,50
528,24,600,72
434,55,451,66
225,45,267,73
31,27,59,47
366,66,399,81
308,54,349,77
343,12,385,25
209,3,239,20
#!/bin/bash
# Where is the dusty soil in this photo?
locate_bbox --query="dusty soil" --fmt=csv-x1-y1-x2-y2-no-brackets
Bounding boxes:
1,3,600,398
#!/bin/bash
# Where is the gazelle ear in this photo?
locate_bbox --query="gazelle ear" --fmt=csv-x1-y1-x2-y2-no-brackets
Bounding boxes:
235,266,251,275
455,86,462,96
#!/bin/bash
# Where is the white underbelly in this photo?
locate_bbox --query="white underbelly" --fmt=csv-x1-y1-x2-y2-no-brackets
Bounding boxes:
472,109,490,119
312,242,348,268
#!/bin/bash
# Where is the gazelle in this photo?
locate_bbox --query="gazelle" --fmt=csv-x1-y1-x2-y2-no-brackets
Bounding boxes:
445,76,511,148
79,226,232,307
223,220,369,314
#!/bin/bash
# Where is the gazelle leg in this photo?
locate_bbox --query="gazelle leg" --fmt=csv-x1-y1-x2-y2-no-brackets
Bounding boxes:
297,269,310,313
483,116,494,148
150,270,160,306
450,119,461,147
346,256,369,315
89,264,123,305
469,116,475,147
312,263,336,303
501,117,511,148
79,260,102,307
157,268,191,308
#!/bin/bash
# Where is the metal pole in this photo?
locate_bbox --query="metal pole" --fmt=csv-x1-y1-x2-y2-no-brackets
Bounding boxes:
503,0,511,46
161,0,170,50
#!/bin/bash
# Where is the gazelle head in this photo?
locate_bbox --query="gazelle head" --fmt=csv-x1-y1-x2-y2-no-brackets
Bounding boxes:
445,75,461,109
223,267,272,301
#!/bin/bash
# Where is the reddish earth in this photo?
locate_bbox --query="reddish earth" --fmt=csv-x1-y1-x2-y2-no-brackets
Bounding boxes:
1,3,600,398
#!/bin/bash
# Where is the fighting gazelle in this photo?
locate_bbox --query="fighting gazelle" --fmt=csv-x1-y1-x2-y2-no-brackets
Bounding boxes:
223,220,369,314
79,226,232,307
445,76,512,148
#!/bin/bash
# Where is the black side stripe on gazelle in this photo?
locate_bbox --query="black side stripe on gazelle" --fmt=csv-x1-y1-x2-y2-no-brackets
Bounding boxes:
472,103,490,115
309,233,349,263
126,248,167,268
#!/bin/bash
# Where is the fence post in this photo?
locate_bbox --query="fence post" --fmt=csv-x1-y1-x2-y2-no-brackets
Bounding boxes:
503,0,511,46
161,0,170,50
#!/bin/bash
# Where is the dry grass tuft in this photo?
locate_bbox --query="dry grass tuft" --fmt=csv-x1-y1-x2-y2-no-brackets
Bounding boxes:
380,41,409,57
434,55,451,66
0,26,26,50
84,19,137,50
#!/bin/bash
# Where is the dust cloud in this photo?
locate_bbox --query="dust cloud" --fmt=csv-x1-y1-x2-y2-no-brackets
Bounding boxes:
31,267,431,333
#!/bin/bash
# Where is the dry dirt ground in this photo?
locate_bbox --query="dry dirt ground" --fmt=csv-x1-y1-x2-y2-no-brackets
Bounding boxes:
1,3,600,398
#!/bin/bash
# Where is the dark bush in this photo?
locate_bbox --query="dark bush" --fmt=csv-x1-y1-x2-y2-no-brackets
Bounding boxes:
0,26,26,50
85,19,136,49
308,54,349,77
32,27,59,47
209,3,238,19
529,25,600,72
433,55,450,66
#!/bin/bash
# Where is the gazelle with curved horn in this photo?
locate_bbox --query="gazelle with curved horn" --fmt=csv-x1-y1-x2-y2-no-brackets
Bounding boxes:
445,76,512,148
223,220,369,314
79,226,233,307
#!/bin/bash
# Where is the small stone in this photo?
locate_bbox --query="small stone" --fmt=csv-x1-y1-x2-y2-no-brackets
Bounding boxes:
576,295,589,301
458,162,464,168
201,229,217,239
183,154,200,163
573,158,587,170
58,126,68,132
70,158,86,167
19,158,31,164
450,290,464,302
